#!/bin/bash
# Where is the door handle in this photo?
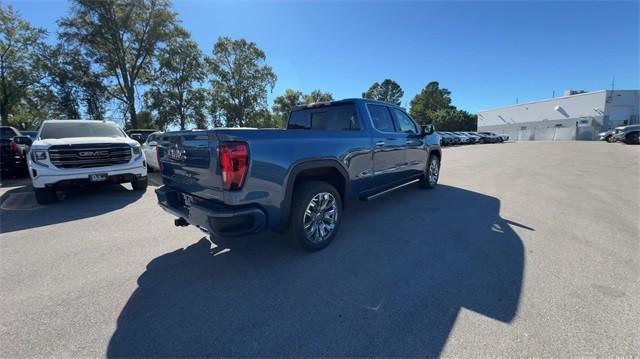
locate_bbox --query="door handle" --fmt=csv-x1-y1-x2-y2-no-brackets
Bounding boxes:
405,140,414,145
375,141,385,147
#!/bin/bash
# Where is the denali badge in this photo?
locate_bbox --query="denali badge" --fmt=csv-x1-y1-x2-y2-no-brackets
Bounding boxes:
168,145,186,161
78,150,110,157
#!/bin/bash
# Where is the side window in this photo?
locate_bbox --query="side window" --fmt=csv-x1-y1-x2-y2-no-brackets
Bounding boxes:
391,108,419,134
367,104,396,132
288,111,311,130
288,104,360,131
310,104,359,131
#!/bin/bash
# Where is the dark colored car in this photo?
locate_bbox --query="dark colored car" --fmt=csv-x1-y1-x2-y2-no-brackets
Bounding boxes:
443,132,461,145
464,132,482,143
437,131,454,146
126,129,159,144
155,99,442,251
0,126,32,177
20,131,38,140
477,132,501,143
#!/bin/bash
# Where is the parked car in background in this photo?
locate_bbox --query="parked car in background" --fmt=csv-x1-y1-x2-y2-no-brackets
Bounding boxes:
612,124,640,144
464,132,482,143
496,132,510,142
450,132,471,144
1,126,32,177
28,120,148,204
473,132,491,143
437,131,455,146
444,132,461,145
156,98,442,251
126,129,159,144
20,131,38,141
477,132,501,143
598,129,616,142
454,132,477,144
142,131,163,171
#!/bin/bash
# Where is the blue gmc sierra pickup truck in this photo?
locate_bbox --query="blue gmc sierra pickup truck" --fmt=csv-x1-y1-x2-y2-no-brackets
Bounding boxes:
155,98,442,251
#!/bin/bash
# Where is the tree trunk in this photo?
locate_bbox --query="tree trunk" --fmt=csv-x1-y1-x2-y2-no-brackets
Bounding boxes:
127,89,138,129
0,102,8,126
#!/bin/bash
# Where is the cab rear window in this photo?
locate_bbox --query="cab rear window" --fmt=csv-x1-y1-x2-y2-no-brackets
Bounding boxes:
288,104,360,131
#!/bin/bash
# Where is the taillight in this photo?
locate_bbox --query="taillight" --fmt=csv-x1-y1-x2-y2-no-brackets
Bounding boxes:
156,147,162,171
9,140,17,153
219,142,249,190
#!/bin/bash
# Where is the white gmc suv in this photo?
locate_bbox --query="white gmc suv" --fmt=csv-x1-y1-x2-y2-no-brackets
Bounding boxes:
28,120,148,204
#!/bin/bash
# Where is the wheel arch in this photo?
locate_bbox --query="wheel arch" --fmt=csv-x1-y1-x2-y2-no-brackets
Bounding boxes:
278,159,349,232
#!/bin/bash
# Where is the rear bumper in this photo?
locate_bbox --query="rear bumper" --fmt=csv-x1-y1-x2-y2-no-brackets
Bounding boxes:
155,186,266,238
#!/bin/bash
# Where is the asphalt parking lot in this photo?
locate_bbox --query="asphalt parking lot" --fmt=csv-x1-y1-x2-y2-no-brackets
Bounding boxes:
1,141,638,357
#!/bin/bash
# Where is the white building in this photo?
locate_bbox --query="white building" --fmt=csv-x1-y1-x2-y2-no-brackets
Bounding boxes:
477,90,639,140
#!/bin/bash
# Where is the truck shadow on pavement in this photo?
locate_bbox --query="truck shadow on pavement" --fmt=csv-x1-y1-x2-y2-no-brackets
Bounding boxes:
107,184,527,357
0,182,144,234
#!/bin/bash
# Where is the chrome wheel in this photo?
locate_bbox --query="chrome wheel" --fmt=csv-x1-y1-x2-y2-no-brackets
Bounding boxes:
303,192,338,243
428,157,440,185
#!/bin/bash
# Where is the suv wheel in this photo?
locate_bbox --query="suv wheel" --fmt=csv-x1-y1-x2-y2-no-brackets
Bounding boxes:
289,181,342,251
131,177,148,191
34,188,56,205
625,132,640,145
419,155,440,189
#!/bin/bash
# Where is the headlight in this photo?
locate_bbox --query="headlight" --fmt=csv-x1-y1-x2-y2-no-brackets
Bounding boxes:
32,150,47,161
31,150,49,167
132,145,142,157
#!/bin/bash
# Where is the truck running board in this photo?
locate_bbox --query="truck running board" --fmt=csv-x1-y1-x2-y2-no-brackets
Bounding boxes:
364,179,420,201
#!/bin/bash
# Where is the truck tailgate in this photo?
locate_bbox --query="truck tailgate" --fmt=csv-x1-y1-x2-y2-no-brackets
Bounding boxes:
160,130,224,202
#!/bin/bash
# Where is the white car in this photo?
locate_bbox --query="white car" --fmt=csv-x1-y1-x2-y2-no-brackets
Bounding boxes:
28,120,148,204
142,131,163,171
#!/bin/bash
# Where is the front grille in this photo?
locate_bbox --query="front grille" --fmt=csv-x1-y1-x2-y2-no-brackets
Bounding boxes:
48,143,132,169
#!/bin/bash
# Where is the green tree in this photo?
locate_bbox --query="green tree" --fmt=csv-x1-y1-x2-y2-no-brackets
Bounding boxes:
362,79,404,105
189,87,209,129
207,37,277,127
136,110,154,129
59,0,184,129
272,88,302,126
303,90,333,105
145,37,207,130
246,109,279,128
0,4,48,125
427,108,477,131
409,81,453,125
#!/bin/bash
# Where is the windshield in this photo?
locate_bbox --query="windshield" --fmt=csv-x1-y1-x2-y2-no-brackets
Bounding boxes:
40,122,125,139
0,127,19,139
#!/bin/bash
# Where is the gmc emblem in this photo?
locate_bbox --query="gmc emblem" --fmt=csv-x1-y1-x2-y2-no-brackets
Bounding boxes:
168,146,186,161
78,151,110,157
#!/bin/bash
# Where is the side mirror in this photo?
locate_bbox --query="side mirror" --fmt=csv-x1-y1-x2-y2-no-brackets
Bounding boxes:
13,136,32,146
148,141,158,147
422,124,435,136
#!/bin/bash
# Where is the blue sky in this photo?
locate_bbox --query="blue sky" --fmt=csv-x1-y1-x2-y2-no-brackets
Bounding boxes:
9,0,640,113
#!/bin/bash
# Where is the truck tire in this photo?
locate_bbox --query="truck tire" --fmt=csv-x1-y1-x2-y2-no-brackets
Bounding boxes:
625,132,639,145
288,181,342,251
34,188,56,205
131,177,148,191
419,154,440,189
